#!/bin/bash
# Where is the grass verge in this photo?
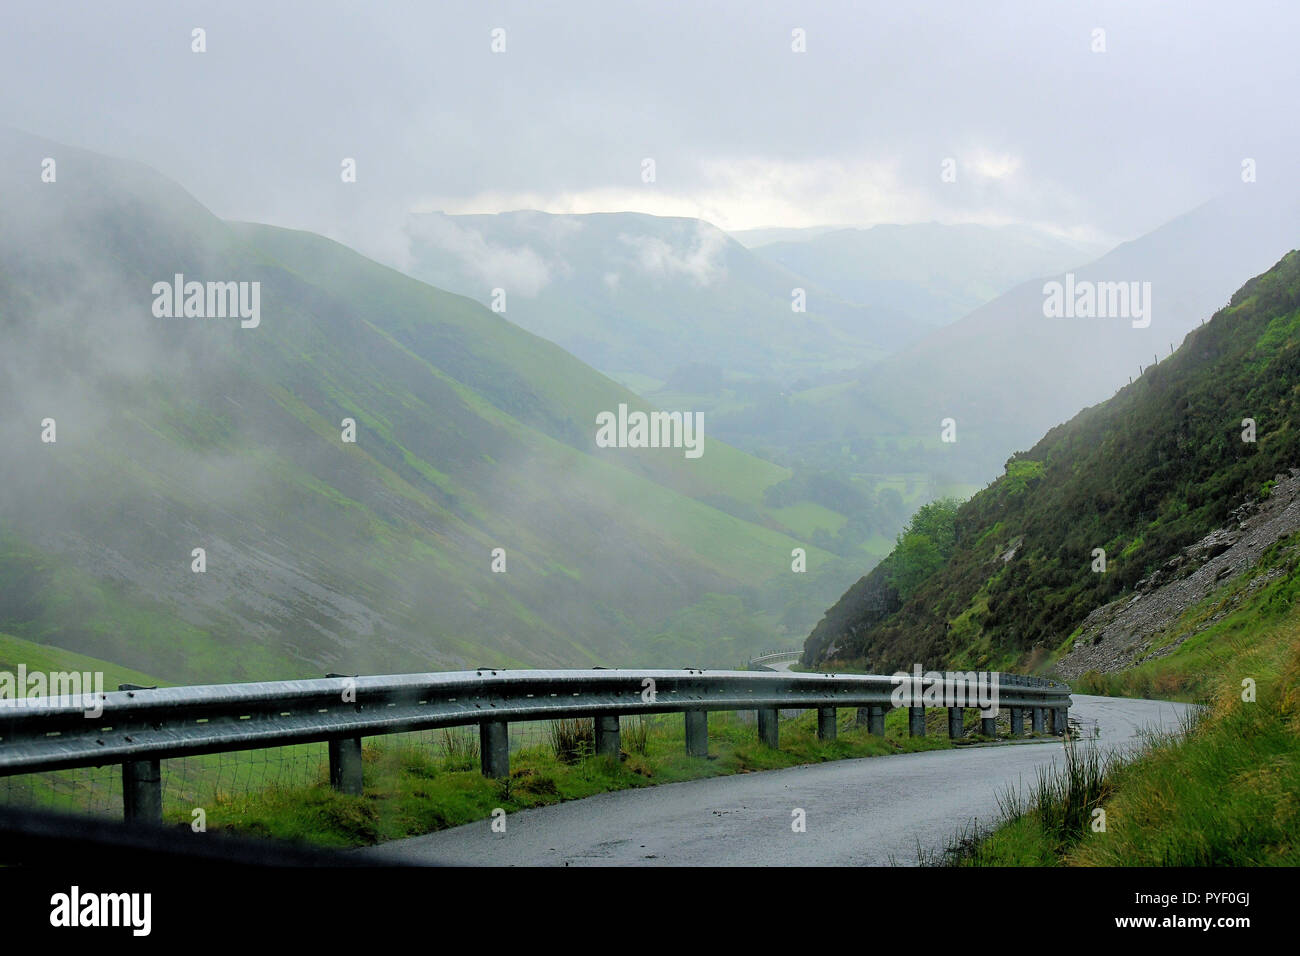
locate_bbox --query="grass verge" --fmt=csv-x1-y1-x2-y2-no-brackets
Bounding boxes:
183,707,957,849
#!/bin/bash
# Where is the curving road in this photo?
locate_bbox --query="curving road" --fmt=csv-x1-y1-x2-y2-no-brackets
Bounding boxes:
365,694,1191,867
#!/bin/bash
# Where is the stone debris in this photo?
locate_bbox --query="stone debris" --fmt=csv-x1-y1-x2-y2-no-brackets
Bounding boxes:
1056,468,1300,678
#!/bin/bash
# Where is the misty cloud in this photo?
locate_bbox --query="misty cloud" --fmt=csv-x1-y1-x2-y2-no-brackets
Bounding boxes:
617,221,728,286
405,214,559,297
3,1,1297,245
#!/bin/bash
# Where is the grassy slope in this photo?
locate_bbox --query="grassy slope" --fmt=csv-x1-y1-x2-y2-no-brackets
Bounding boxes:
0,132,854,681
0,631,165,690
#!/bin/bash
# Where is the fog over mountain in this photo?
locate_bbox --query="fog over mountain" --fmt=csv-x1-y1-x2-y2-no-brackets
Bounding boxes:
792,185,1300,483
395,210,917,387
1,1,1298,684
0,129,867,681
750,222,1108,328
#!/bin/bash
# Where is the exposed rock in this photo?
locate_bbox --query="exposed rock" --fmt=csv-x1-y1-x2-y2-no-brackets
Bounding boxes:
1056,468,1300,678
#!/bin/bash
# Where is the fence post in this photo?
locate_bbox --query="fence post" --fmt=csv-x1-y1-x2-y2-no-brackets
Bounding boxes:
122,759,162,825
328,736,364,795
685,711,708,756
595,715,620,758
868,704,887,737
1053,707,1068,736
817,707,837,741
757,708,779,748
480,719,509,778
908,706,926,737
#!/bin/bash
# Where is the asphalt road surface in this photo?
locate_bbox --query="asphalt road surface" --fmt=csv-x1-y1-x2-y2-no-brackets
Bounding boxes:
365,694,1191,866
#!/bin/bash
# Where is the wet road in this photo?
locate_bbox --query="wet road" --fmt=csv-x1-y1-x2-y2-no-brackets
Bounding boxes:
365,694,1191,866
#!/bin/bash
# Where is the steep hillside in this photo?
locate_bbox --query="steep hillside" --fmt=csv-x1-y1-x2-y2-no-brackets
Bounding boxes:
804,250,1300,672
0,129,855,682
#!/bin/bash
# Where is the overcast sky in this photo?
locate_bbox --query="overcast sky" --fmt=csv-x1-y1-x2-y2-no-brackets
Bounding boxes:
4,0,1297,250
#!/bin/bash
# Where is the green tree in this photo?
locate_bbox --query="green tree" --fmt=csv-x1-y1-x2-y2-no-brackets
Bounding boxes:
887,498,961,600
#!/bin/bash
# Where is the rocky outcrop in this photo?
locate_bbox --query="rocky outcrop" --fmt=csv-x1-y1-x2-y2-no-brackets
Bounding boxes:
1056,468,1300,678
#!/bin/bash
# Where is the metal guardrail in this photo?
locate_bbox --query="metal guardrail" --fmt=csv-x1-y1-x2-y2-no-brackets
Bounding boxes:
748,649,802,668
0,668,1071,824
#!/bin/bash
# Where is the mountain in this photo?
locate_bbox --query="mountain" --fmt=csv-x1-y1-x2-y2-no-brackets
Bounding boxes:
802,249,1300,673
751,222,1105,328
0,129,862,683
785,190,1300,485
391,210,922,388
728,225,850,248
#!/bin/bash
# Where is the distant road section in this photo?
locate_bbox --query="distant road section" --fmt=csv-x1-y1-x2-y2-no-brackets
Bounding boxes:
366,694,1191,867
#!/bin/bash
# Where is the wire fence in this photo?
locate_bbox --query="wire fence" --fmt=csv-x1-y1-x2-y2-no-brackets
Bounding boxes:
0,705,945,822
0,741,332,821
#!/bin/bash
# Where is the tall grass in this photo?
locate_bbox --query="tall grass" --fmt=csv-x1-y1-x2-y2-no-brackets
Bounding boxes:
927,736,1118,866
548,718,595,763
438,727,479,771
1021,736,1115,845
623,715,650,755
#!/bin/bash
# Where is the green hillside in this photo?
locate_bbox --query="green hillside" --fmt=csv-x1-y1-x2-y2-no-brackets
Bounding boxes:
0,129,858,683
805,249,1300,672
0,631,164,691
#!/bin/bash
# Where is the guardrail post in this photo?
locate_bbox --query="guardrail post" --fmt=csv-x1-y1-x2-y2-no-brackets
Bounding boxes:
980,714,997,738
1052,707,1068,736
947,706,964,739
685,711,708,756
595,715,620,757
122,759,162,825
757,708,779,748
817,707,836,741
480,719,509,778
328,736,364,795
908,706,925,737
868,704,887,737
1031,707,1046,734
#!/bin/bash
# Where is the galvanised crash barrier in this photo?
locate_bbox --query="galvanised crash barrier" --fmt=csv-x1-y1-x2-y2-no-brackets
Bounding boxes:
0,668,1071,824
748,649,802,669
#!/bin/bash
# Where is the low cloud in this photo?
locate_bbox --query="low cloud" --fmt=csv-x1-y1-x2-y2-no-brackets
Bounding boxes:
405,215,557,297
617,221,728,286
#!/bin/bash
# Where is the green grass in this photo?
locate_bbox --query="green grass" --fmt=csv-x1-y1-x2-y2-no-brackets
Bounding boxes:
0,631,166,691
187,707,954,849
936,546,1300,866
